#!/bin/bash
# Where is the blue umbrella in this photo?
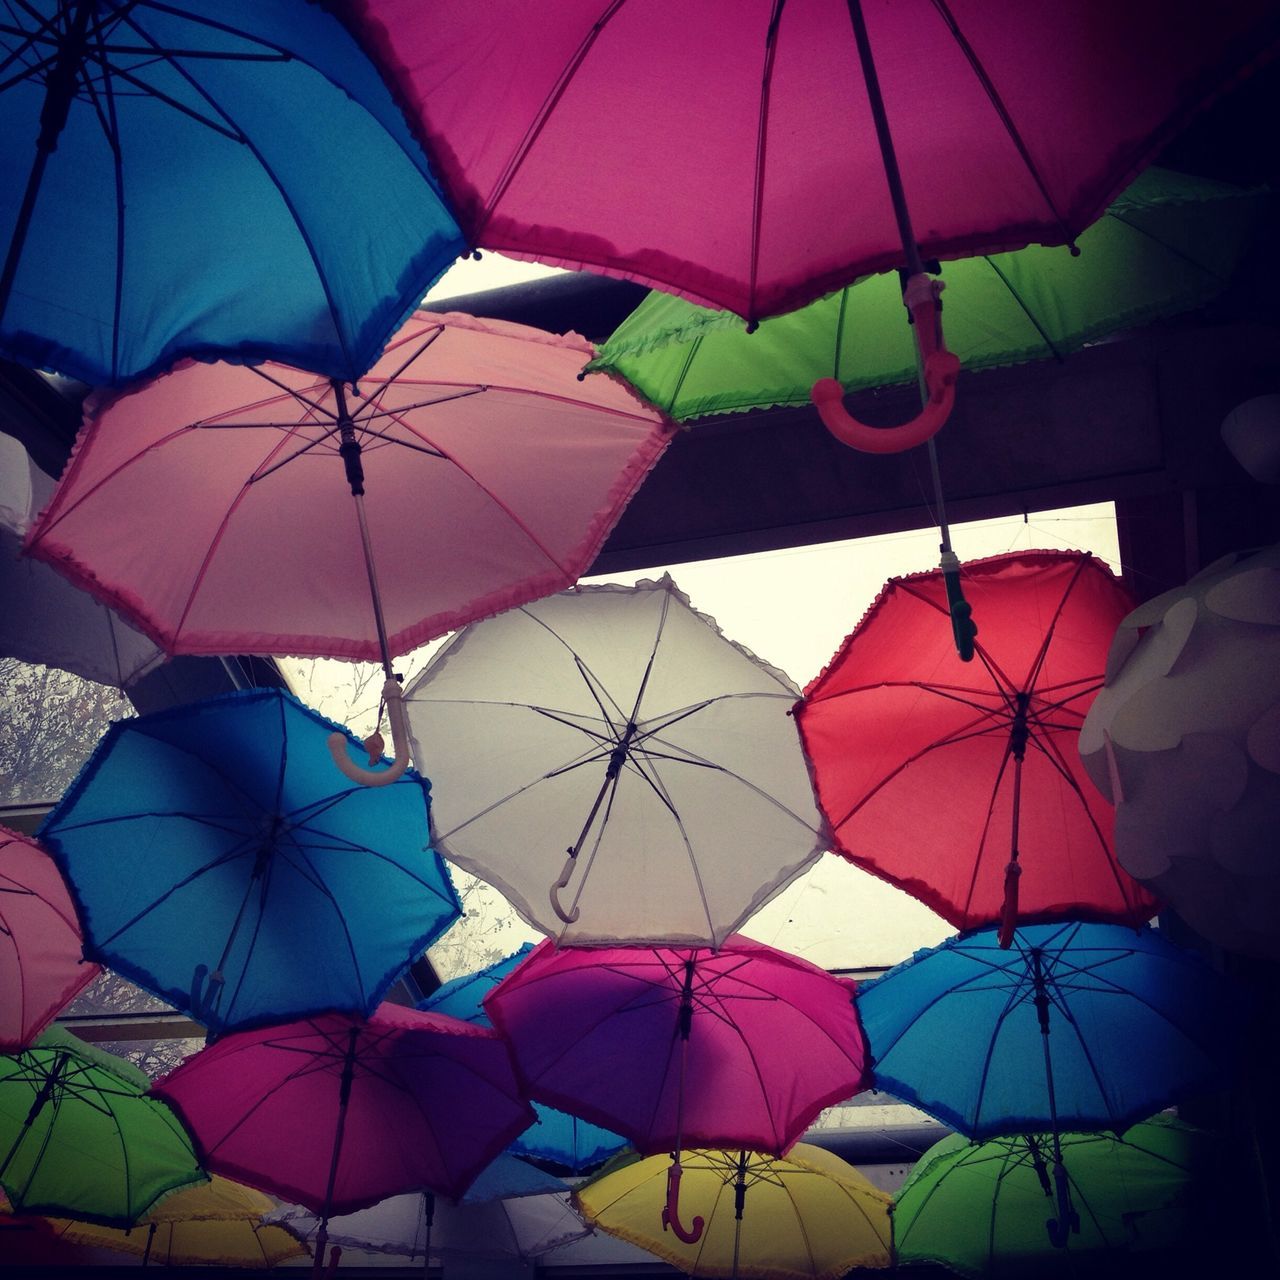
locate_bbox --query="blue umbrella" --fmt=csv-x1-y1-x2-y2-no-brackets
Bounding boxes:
0,1,465,387
857,921,1247,1140
420,945,628,1174
40,687,461,1037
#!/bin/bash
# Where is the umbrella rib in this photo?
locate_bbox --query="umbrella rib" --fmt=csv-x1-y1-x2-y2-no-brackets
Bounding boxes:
968,976,1035,1135
981,256,1064,361
514,606,632,727
958,737,1017,917
1020,555,1092,694
276,842,366,998
746,0,785,320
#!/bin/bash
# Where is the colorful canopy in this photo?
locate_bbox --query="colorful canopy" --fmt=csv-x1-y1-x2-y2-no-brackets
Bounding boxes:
856,922,1248,1139
586,169,1268,420
404,576,827,946
1080,543,1280,959
0,434,162,687
24,311,671,665
893,1116,1217,1276
0,1028,205,1225
0,825,98,1051
0,0,464,387
154,1005,535,1215
348,0,1277,320
38,687,460,1037
485,936,869,1157
46,1175,308,1268
574,1145,891,1279
796,551,1157,941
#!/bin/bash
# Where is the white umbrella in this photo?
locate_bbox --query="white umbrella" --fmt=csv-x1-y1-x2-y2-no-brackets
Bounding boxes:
1079,543,1280,957
404,576,827,946
0,433,162,688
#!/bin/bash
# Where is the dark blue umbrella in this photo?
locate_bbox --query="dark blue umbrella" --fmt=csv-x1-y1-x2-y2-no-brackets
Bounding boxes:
40,687,461,1037
857,921,1248,1140
420,945,628,1174
0,1,465,387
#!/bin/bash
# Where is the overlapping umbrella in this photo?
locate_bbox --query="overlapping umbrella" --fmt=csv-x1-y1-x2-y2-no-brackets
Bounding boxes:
38,687,461,1037
0,824,98,1050
796,550,1157,944
0,0,465,387
404,576,827,945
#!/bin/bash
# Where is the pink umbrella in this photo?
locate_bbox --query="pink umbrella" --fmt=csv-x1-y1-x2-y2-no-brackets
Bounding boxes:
485,936,870,1244
24,310,672,785
0,825,98,1051
154,1005,536,1275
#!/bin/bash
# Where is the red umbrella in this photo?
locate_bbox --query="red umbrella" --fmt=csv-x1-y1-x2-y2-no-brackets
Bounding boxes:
795,551,1159,945
154,1005,536,1273
0,825,98,1051
485,936,870,1243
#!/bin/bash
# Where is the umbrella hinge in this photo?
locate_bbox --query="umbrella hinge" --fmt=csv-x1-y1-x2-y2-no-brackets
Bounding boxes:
338,431,365,496
1010,693,1031,759
38,2,95,151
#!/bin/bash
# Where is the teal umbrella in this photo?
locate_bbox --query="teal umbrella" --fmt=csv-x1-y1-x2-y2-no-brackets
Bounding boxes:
0,1028,206,1226
892,1115,1217,1275
586,168,1266,422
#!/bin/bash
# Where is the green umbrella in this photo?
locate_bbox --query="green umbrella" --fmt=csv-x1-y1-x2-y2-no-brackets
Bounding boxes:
586,169,1267,422
892,1115,1217,1277
0,1028,206,1226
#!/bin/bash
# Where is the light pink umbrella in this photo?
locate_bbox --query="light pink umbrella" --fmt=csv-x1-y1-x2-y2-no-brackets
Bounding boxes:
0,825,99,1051
24,310,672,784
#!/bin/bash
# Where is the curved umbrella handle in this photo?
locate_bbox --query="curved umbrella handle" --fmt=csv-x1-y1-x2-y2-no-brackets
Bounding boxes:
998,859,1021,949
327,679,411,787
662,1161,705,1245
810,274,960,454
550,851,582,924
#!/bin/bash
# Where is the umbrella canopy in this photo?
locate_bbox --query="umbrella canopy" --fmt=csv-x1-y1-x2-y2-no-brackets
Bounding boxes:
153,1005,536,1216
0,1028,206,1225
574,1144,891,1279
404,576,827,946
271,1187,591,1265
796,550,1158,943
585,169,1269,420
460,1152,567,1203
893,1116,1218,1275
485,936,870,1158
419,945,627,1173
38,686,461,1037
0,824,98,1051
856,921,1249,1140
0,0,465,387
1080,544,1280,959
346,0,1277,321
24,310,671,667
46,1175,308,1268
0,433,162,687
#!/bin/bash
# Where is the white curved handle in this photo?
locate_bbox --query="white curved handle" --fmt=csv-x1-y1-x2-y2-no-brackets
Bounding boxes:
327,679,412,787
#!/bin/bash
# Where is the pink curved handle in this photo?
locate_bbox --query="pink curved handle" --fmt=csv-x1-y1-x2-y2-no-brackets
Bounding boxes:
998,859,1021,949
662,1162,705,1245
812,348,960,453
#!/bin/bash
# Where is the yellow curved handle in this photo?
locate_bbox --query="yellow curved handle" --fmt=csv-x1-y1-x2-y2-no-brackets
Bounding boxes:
326,679,412,787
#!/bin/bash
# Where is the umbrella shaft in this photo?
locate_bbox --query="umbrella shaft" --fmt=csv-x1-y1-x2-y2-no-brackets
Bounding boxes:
352,490,394,678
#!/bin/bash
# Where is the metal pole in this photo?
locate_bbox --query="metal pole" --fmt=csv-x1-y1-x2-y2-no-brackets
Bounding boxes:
1031,950,1077,1246
312,1027,360,1278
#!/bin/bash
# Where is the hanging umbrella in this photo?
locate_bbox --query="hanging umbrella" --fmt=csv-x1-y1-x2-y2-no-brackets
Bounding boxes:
1079,544,1280,959
24,310,672,785
419,945,627,1172
486,936,870,1243
856,921,1248,1142
153,1005,536,1271
0,824,98,1051
45,1175,308,1268
573,1144,891,1279
893,1115,1218,1273
269,1187,592,1268
37,686,461,1038
0,434,163,687
0,0,465,388
0,1028,206,1225
795,550,1158,945
403,576,827,946
585,169,1269,421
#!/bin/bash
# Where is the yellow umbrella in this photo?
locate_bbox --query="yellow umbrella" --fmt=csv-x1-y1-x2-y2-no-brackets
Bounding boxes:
45,1175,308,1268
573,1143,891,1279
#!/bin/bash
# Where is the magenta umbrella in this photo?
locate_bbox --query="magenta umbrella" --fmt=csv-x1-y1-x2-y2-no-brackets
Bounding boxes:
485,936,870,1244
0,825,98,1051
153,1005,536,1274
24,310,672,785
